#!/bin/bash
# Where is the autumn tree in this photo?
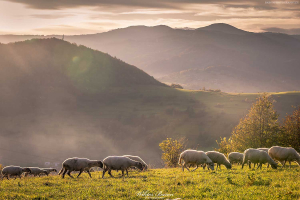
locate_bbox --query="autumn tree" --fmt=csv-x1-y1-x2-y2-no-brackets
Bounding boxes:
159,138,185,167
279,106,300,151
216,93,279,153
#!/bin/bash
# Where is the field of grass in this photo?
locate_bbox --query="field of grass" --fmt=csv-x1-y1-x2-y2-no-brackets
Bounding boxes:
1,165,299,200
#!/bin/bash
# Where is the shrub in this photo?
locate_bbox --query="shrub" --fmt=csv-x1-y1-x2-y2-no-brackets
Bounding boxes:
170,84,183,89
159,138,185,167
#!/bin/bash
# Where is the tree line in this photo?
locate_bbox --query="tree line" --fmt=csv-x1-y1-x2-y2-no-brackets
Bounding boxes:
216,93,300,154
159,93,299,167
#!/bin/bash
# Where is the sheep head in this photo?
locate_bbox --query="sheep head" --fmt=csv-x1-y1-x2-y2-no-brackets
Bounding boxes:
207,162,214,170
43,170,49,176
97,161,104,168
22,168,31,173
136,162,144,171
226,163,232,169
271,163,278,169
142,164,148,171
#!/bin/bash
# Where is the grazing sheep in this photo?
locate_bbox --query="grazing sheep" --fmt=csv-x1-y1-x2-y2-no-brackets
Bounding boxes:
242,149,277,169
268,146,300,168
102,156,143,178
205,151,232,170
123,155,148,170
58,157,103,178
257,148,269,152
40,168,57,174
25,167,49,177
1,166,31,180
228,152,243,165
253,148,270,168
178,150,214,171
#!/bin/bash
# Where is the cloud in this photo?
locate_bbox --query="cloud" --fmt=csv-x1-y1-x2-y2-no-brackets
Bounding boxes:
4,0,299,10
32,24,105,35
1,0,300,35
262,27,300,34
30,13,75,19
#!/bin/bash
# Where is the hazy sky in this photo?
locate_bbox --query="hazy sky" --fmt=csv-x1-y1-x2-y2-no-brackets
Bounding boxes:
1,0,300,35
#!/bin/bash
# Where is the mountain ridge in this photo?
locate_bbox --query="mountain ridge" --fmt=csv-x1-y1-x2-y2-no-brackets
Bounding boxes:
1,24,300,92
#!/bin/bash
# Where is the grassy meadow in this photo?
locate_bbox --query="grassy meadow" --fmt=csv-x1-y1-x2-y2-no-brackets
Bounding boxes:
1,165,299,200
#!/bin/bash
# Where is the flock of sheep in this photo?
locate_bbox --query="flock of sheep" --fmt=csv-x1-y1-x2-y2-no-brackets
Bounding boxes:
1,146,299,180
179,146,300,171
1,155,148,180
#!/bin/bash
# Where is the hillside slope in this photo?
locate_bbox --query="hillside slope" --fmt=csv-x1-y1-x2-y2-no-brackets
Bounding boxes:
0,39,299,168
1,24,300,92
59,24,300,93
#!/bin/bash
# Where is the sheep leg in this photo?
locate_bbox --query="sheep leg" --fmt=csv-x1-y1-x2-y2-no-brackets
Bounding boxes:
183,163,190,171
289,161,291,169
87,171,92,178
102,170,106,178
62,169,67,178
77,169,83,178
191,165,198,172
108,169,114,177
256,163,261,169
282,161,286,168
126,169,129,177
67,170,74,178
121,170,124,177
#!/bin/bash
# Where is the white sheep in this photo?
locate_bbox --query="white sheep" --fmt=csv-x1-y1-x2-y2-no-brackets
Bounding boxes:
178,150,214,171
40,168,58,174
242,148,277,169
123,155,148,170
1,166,31,180
102,156,144,178
268,146,300,168
228,152,243,165
253,148,270,168
205,151,232,170
25,167,49,177
58,157,103,178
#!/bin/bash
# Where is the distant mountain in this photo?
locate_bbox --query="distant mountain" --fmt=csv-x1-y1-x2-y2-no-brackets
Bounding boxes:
1,23,300,92
198,23,248,35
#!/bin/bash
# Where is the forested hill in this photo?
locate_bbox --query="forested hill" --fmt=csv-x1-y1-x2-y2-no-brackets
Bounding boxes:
0,38,163,93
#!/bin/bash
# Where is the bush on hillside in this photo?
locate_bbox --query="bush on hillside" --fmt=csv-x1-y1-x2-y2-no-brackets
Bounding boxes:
159,138,186,167
170,84,183,89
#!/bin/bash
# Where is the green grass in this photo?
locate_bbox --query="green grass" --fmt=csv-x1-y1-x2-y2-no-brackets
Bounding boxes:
1,165,299,199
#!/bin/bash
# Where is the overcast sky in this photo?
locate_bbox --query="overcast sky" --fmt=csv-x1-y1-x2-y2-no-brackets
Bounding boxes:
1,0,300,35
